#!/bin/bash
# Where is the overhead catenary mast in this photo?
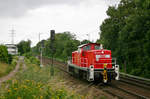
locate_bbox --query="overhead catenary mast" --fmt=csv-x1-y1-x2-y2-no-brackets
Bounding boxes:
39,33,43,67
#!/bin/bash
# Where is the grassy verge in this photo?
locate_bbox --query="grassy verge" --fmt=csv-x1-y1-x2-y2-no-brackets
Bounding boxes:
44,56,66,63
0,56,18,77
0,57,83,99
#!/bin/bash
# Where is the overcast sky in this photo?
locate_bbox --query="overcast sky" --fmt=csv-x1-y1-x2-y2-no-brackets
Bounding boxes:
0,0,119,46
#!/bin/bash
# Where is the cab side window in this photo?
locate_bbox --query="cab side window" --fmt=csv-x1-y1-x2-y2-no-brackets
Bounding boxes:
95,45,100,50
86,45,91,50
83,46,86,51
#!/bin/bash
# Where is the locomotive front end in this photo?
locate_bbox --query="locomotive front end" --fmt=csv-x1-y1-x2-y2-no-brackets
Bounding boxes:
93,50,119,83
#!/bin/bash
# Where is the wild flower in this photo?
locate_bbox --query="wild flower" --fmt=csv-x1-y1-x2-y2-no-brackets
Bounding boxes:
13,79,18,84
38,85,41,88
40,95,43,99
26,79,30,82
40,88,42,91
14,88,18,90
23,85,27,89
17,97,21,99
7,89,11,93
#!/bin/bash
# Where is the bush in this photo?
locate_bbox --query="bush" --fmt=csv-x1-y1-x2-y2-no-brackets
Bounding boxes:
11,59,17,66
3,79,68,99
0,56,18,77
23,52,40,66
0,45,9,63
8,54,13,64
130,69,142,76
23,52,32,59
29,56,40,66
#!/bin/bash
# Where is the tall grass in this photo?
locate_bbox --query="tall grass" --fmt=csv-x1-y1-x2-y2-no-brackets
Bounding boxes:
0,57,82,99
0,56,18,77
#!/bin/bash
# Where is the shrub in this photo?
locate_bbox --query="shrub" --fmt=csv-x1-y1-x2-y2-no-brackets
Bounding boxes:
3,79,68,99
0,45,9,63
29,56,40,66
0,56,18,77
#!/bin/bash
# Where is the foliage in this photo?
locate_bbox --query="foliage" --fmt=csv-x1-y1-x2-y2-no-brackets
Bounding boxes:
29,56,40,66
98,0,150,78
0,56,18,77
17,40,31,55
0,45,12,64
7,54,13,64
0,58,83,99
0,45,10,63
24,52,40,66
80,40,91,45
33,32,81,61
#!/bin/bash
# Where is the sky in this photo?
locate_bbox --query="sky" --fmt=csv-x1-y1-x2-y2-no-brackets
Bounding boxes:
0,0,120,46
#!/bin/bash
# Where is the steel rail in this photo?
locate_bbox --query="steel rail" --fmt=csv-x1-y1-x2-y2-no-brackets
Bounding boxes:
120,72,150,82
109,84,149,99
44,57,150,99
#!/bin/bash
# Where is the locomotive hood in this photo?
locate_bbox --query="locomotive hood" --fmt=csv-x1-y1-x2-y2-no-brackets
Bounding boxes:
93,49,111,55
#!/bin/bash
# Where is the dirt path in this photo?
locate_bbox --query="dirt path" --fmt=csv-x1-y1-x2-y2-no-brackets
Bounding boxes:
22,57,26,71
0,56,23,85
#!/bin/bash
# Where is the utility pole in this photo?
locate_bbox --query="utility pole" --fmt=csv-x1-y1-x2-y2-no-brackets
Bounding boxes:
39,33,43,67
10,26,15,44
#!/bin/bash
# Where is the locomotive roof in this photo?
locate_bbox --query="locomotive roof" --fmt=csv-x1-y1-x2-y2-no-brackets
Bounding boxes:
78,43,100,48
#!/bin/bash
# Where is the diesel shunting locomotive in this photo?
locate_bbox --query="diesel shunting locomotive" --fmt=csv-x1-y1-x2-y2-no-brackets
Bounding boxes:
67,43,119,83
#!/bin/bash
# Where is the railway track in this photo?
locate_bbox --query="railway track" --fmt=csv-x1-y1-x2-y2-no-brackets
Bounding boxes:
42,57,150,99
106,83,148,99
120,73,150,90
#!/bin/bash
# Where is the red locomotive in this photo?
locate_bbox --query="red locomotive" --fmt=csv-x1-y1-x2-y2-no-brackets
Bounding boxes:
67,43,119,83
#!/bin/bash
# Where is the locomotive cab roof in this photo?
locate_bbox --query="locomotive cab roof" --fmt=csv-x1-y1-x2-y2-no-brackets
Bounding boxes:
78,43,100,48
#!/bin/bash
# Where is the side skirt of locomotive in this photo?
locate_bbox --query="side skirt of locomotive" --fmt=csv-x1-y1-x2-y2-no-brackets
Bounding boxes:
67,63,119,83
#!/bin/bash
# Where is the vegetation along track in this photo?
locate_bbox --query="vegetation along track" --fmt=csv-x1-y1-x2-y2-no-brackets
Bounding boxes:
42,57,150,99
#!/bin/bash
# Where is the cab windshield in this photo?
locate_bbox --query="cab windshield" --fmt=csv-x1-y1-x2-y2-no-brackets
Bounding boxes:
95,45,100,50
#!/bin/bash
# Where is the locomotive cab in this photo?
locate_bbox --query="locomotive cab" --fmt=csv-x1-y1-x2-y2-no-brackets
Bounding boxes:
68,43,119,83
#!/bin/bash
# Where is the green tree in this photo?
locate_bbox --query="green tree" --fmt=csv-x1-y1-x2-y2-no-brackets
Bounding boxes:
98,0,150,78
17,40,31,55
33,32,80,61
80,40,91,44
0,45,12,64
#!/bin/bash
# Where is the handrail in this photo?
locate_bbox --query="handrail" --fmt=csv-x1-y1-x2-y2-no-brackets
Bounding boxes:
120,72,150,82
72,57,88,66
71,57,116,66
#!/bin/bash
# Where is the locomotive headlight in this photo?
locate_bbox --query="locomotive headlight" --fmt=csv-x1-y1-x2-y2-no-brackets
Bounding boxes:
105,55,110,58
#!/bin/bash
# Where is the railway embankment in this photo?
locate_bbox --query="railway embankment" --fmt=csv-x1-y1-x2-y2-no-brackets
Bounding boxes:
42,57,117,99
43,57,150,99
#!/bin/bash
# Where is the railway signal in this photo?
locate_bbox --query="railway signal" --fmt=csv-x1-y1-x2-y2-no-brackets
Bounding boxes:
50,30,55,76
51,30,55,41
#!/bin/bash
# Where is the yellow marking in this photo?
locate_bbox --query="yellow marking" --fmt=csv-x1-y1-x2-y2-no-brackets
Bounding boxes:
103,65,108,83
104,64,107,68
